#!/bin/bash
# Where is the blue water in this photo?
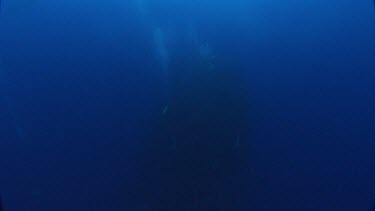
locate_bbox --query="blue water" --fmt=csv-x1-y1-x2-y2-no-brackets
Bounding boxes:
1,1,375,210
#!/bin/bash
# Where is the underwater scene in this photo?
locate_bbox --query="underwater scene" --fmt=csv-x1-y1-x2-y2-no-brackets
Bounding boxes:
1,0,375,210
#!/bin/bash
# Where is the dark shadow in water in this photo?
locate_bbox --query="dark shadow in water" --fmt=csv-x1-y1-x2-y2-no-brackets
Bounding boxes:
135,55,255,211
0,194,3,211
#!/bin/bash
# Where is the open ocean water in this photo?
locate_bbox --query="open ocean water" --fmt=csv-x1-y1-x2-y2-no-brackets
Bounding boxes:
1,0,375,210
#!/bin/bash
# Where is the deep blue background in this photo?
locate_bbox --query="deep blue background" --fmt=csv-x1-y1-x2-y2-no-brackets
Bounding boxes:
1,0,375,210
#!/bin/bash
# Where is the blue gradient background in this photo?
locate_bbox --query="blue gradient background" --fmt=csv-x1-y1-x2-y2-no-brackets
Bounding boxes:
1,1,375,210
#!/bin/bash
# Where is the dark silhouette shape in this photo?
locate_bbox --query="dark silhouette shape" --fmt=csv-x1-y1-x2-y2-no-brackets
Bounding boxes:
136,55,253,210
